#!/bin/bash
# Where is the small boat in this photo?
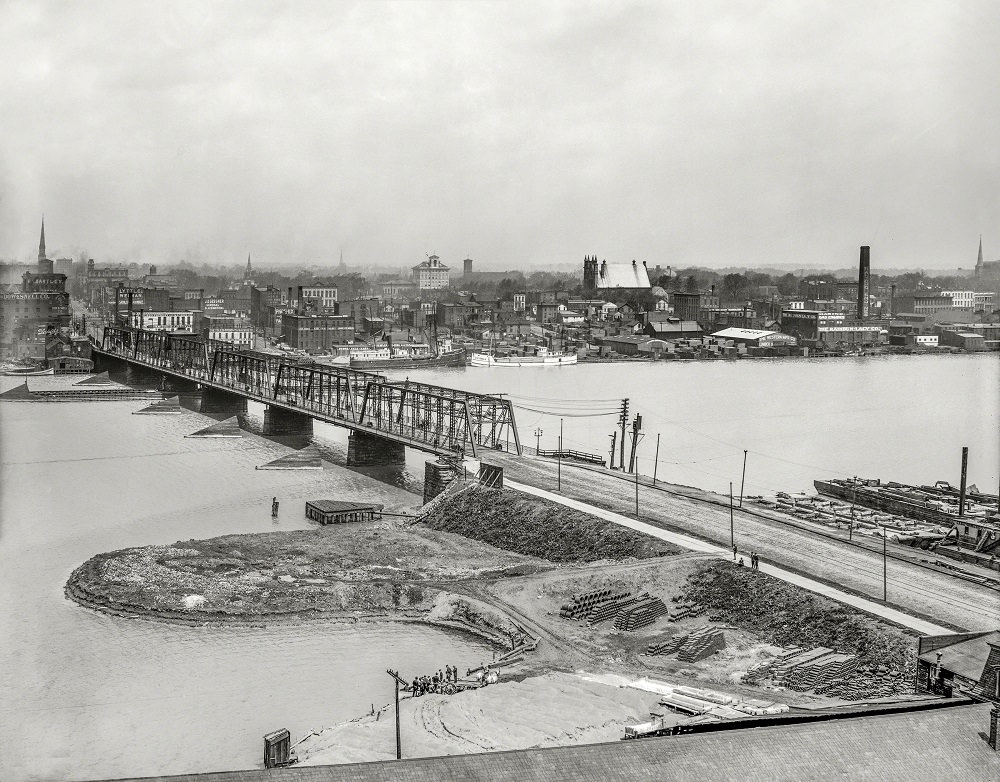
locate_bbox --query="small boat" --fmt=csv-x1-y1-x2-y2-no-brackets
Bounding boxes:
470,345,577,367
2,366,54,376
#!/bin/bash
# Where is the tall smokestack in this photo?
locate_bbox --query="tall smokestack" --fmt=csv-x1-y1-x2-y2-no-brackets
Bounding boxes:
857,246,871,320
959,446,968,518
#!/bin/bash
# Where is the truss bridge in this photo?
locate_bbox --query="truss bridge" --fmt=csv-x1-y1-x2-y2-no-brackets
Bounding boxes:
93,326,520,461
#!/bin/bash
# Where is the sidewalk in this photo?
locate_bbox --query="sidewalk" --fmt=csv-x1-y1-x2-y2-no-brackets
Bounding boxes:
507,479,953,636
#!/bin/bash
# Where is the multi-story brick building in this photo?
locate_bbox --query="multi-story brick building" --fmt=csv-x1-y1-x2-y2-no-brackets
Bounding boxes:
412,254,450,291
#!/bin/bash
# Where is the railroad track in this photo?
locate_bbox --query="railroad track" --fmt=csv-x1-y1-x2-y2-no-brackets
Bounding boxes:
491,455,999,631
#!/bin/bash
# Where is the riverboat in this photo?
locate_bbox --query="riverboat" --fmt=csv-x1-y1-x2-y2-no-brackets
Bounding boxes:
470,345,577,367
350,347,466,369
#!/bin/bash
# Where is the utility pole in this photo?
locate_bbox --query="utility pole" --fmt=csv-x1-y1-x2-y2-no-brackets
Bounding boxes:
386,670,402,760
534,427,543,455
653,433,660,486
557,417,563,492
635,458,640,516
618,398,629,471
739,450,748,507
628,413,642,473
849,475,856,542
882,532,888,603
608,431,617,470
729,482,735,550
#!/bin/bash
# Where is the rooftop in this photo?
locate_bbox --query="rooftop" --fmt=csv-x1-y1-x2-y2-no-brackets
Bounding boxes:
919,630,1000,681
104,701,999,782
711,328,779,340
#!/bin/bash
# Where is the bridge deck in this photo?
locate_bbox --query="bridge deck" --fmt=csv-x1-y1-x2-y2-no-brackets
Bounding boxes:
92,329,520,458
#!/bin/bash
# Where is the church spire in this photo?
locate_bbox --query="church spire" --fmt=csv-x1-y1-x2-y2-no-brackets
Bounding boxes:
978,235,984,266
38,216,46,263
245,251,252,278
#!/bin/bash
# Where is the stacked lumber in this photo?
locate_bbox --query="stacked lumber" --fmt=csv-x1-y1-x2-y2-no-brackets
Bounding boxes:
614,596,669,631
587,592,647,626
783,652,858,691
666,602,706,622
677,627,727,662
559,588,632,620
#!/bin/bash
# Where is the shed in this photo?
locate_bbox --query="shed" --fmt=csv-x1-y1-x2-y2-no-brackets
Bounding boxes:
711,327,797,348
305,500,384,525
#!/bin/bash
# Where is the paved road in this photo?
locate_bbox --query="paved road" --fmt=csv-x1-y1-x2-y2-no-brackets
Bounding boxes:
480,453,999,633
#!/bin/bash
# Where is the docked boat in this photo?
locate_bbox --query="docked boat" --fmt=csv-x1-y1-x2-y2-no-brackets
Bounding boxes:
346,337,466,369
350,347,466,369
470,345,577,367
2,366,54,376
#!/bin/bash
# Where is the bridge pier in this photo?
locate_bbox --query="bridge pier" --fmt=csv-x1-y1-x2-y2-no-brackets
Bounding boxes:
200,388,248,416
161,375,200,392
423,459,456,504
125,363,164,386
347,431,406,467
263,406,314,437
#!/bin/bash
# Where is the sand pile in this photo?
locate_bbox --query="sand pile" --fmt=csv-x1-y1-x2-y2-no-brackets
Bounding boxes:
297,672,659,765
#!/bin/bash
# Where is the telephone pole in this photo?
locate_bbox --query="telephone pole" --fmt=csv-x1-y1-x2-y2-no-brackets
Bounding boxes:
653,433,660,486
557,417,563,492
739,450,748,507
608,431,617,470
533,427,543,455
618,398,629,471
628,413,642,473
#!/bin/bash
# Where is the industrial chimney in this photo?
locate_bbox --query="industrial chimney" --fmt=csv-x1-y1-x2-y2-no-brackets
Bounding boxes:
857,246,871,320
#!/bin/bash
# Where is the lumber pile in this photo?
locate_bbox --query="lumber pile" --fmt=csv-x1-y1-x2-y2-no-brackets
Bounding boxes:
614,596,669,631
559,588,632,620
645,625,726,662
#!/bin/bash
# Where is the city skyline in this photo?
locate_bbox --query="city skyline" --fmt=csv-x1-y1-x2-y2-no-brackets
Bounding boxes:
1,1,997,269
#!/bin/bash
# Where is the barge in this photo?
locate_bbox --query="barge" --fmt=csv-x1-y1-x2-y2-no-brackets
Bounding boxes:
813,477,999,553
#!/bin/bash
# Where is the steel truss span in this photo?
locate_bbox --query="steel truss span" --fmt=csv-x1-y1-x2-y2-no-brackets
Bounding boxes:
97,327,520,458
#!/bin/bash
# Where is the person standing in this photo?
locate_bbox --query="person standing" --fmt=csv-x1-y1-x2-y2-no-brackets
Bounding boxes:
732,544,738,562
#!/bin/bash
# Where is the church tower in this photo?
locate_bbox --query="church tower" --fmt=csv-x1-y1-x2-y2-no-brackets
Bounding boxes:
243,252,255,287
38,217,46,263
37,217,53,274
975,235,984,278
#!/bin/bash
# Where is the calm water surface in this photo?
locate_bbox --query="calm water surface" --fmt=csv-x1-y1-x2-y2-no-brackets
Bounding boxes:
1,353,997,781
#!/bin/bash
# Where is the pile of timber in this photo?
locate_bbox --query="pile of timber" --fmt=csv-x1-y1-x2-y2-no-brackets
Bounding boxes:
614,596,669,631
587,593,648,626
559,588,632,620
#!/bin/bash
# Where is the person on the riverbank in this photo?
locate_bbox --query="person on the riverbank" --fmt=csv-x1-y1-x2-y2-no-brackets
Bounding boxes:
732,544,738,562
271,497,279,517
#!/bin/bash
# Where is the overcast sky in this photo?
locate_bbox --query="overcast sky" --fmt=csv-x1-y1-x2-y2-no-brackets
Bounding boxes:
0,1,996,270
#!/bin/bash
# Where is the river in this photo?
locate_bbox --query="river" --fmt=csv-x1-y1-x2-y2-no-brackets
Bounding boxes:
1,353,997,781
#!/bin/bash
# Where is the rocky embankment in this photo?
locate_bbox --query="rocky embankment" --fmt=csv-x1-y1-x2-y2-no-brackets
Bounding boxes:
421,486,681,561
66,485,670,631
65,521,545,627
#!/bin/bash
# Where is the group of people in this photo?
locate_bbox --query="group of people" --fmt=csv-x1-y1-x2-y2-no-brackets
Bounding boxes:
411,665,459,696
733,545,762,570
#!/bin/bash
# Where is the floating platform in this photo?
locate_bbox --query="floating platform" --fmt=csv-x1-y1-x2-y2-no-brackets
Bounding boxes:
0,381,162,402
185,416,243,438
256,445,324,470
305,500,384,524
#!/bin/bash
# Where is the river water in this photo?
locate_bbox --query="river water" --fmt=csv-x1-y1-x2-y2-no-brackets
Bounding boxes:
1,353,997,781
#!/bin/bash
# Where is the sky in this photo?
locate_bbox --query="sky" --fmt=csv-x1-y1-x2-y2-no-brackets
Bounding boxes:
0,1,997,271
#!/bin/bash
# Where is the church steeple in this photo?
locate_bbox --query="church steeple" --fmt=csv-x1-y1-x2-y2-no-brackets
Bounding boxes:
976,235,984,277
245,251,253,278
38,216,46,263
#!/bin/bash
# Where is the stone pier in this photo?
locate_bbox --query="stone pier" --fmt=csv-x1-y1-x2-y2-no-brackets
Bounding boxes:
347,430,406,466
200,388,248,416
124,363,164,386
263,406,315,437
423,459,456,504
